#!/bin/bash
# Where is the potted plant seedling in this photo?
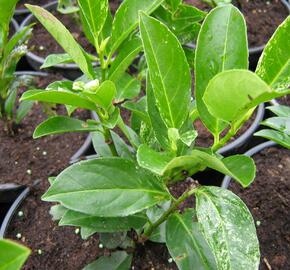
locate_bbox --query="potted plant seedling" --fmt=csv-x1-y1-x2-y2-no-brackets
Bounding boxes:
0,0,33,134
20,1,290,269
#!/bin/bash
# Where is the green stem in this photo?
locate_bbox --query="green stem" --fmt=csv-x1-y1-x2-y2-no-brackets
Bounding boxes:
117,116,138,150
141,184,198,240
103,126,118,156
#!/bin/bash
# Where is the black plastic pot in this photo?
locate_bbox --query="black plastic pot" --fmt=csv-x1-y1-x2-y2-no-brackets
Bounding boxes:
14,71,93,160
221,140,277,189
20,2,98,80
186,0,290,71
0,185,29,238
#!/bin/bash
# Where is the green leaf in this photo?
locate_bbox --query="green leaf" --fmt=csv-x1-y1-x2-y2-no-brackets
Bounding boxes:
140,12,191,128
164,0,181,12
203,70,290,124
180,130,198,147
0,239,31,270
82,80,116,111
33,116,98,139
40,53,73,69
195,5,248,135
162,150,255,187
146,75,169,149
195,186,260,270
77,0,108,42
109,37,143,82
57,0,79,14
42,158,170,216
20,90,97,111
122,98,150,125
15,100,34,124
0,0,18,38
137,144,175,175
25,4,94,79
60,210,147,232
49,204,67,221
256,16,290,91
166,209,217,270
107,0,164,55
83,251,132,270
99,232,127,249
114,73,141,103
261,117,290,134
254,129,290,149
267,105,290,117
81,227,96,239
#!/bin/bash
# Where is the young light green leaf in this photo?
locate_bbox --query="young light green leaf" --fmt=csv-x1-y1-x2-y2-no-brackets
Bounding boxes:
108,0,164,55
109,37,143,82
261,117,290,134
195,186,260,270
0,0,18,34
166,209,217,270
77,0,108,43
195,5,248,135
256,16,290,91
83,251,132,270
180,129,198,147
203,70,290,124
0,239,31,270
140,13,191,128
137,144,175,175
254,129,290,149
122,98,150,125
59,210,147,232
25,4,94,79
33,116,98,139
21,90,97,110
114,73,141,103
42,158,171,217
40,53,73,69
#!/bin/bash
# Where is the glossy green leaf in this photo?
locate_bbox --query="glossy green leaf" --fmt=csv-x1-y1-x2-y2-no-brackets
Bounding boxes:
203,70,290,124
163,150,255,187
0,239,30,270
140,13,191,128
137,144,175,175
195,186,260,270
109,37,142,82
20,90,97,110
0,0,18,36
254,129,290,149
107,0,164,55
195,5,248,134
82,80,116,111
60,210,147,232
146,75,169,149
256,16,290,91
180,129,198,147
81,227,96,239
166,209,217,270
33,116,98,139
114,73,141,103
164,0,181,12
122,98,150,125
25,4,94,79
77,0,108,42
40,53,73,69
267,105,290,117
83,251,132,270
42,158,170,216
99,232,130,249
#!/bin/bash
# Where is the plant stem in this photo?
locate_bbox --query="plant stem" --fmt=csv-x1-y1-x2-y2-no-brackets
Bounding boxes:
141,183,198,241
117,116,138,150
103,126,118,156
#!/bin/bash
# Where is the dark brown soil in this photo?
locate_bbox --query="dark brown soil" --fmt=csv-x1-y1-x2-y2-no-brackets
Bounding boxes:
185,0,289,47
229,146,290,270
17,0,51,9
277,95,290,106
